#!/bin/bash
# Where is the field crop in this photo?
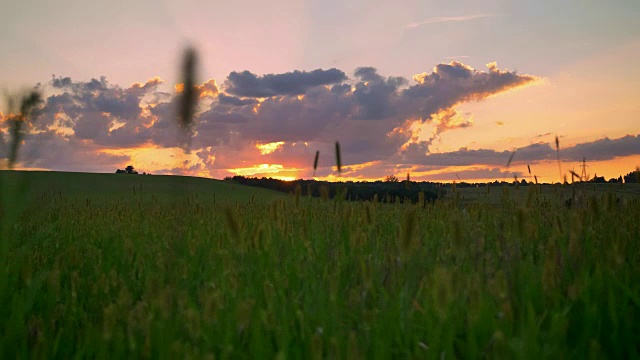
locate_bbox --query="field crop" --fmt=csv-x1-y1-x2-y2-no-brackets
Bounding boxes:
1,171,640,358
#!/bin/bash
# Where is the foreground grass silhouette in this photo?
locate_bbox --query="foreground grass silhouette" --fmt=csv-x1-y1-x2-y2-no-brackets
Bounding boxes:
1,171,639,358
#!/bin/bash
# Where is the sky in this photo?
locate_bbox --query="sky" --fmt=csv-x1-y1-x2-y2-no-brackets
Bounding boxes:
1,0,639,182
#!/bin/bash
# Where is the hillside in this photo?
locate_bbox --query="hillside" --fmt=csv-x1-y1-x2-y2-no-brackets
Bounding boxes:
0,170,285,205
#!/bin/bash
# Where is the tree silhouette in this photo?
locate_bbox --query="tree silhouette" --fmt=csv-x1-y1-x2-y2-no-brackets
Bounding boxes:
385,175,399,183
623,170,639,183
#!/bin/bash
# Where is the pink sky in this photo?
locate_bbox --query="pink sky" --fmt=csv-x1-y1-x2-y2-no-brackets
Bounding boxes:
1,0,639,182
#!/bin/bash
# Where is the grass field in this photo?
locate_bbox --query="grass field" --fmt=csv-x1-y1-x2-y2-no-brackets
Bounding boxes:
446,182,640,206
1,171,640,358
0,171,285,205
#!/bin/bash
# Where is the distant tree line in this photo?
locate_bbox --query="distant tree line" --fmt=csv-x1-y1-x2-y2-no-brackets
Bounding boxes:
230,168,639,202
230,176,443,204
622,169,640,183
574,169,638,184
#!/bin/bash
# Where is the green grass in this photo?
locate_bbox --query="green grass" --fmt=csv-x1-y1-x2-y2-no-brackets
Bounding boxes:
1,171,640,358
446,182,640,206
0,170,285,205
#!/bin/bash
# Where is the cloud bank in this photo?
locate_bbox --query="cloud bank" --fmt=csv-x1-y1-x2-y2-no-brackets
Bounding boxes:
0,61,557,180
415,135,640,168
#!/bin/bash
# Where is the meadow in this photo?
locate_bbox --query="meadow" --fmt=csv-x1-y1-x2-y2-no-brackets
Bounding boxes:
1,170,639,358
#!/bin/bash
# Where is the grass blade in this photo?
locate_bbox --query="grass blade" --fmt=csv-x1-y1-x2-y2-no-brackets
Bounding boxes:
335,141,341,173
506,150,516,169
313,150,319,177
177,47,198,152
555,135,562,181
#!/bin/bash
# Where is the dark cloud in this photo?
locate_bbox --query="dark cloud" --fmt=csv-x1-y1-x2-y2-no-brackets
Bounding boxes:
331,84,352,95
412,143,553,167
224,68,347,97
2,129,130,173
351,67,409,120
73,111,111,140
354,67,383,82
51,75,109,93
561,135,640,161
217,93,259,106
50,76,72,88
33,76,164,148
399,62,535,119
421,168,523,182
407,135,640,168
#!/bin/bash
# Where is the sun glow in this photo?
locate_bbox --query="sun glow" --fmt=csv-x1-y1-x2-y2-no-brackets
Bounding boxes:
227,163,301,180
256,141,285,155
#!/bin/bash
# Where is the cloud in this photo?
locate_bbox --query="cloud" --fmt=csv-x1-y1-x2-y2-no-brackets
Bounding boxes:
224,68,347,97
401,62,535,118
405,13,495,29
1,129,130,172
352,67,407,120
196,79,219,99
410,144,552,167
217,93,259,106
4,61,538,179
421,168,522,182
409,134,640,168
561,134,640,161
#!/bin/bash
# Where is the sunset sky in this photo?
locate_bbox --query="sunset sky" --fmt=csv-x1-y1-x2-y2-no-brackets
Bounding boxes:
1,0,639,182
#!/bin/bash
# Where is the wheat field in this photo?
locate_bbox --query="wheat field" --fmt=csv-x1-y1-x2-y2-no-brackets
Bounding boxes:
1,171,639,358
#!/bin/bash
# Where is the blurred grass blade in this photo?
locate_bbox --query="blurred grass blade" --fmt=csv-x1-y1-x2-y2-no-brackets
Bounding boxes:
569,170,580,183
177,47,198,152
8,91,41,169
335,141,341,173
555,135,562,180
313,150,319,177
505,150,516,169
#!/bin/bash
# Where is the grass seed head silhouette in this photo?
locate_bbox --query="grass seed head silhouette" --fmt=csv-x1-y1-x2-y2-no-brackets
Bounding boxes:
505,150,516,169
569,169,580,183
335,141,341,173
313,150,319,177
555,135,563,180
5,90,41,169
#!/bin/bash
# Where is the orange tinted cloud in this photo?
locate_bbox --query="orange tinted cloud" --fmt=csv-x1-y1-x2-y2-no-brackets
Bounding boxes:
175,79,218,98
227,163,300,179
256,141,285,155
130,76,163,90
197,79,219,99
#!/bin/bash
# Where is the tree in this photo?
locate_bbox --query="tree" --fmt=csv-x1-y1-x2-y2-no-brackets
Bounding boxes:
384,175,399,183
623,170,639,183
125,165,138,174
